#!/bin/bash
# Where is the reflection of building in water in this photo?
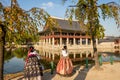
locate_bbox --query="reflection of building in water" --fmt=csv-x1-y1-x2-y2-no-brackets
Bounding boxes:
38,17,98,50
39,49,94,61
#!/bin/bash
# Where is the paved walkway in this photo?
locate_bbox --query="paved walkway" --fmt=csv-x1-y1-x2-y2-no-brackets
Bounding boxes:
5,62,120,80
43,65,90,80
9,64,92,80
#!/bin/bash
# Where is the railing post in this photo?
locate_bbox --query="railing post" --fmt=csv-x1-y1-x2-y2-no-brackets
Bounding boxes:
110,56,113,65
50,61,55,74
99,55,102,66
85,58,88,68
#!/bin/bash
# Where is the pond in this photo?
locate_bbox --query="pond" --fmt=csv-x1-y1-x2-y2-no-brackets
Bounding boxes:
4,48,120,74
4,48,28,74
4,57,24,74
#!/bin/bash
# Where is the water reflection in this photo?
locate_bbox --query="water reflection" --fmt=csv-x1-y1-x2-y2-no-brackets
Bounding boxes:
40,49,94,62
4,57,24,74
4,48,120,74
4,49,14,62
99,51,120,62
4,48,28,61
4,48,28,74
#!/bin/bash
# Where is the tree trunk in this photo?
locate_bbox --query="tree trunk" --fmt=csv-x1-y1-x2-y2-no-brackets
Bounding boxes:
89,19,100,70
0,24,6,80
0,38,4,80
92,36,100,69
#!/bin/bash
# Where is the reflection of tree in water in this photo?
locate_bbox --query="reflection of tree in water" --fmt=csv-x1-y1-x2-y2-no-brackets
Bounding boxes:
4,48,28,62
13,48,28,59
4,49,14,62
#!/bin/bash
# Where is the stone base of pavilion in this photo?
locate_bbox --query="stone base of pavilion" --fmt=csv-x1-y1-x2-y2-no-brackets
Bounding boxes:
34,44,115,51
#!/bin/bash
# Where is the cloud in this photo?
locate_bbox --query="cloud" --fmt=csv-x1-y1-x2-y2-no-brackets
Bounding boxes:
41,2,54,9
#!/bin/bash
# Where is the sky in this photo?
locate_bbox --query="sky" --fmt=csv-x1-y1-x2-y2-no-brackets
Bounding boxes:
1,0,120,37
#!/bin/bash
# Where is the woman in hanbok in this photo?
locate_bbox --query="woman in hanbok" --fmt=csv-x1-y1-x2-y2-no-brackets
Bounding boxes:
56,46,73,75
24,46,43,80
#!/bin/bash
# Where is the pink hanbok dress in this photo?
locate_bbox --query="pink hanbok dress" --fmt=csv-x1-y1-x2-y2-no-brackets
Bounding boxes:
56,50,73,75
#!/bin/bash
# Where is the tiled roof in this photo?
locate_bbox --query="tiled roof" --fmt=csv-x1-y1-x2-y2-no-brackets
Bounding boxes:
54,18,83,31
43,17,86,32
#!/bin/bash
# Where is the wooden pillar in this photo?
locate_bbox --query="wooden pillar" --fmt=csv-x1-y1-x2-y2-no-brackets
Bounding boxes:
60,37,62,46
73,33,75,45
52,37,54,46
73,38,75,45
86,38,88,45
80,38,82,45
66,32,69,46
67,38,69,46
49,38,51,44
60,32,62,46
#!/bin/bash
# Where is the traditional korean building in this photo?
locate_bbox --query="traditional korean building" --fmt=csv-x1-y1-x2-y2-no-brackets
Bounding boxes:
39,17,98,50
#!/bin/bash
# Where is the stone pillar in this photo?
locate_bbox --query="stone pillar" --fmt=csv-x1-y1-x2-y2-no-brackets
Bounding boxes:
91,39,93,45
73,52,76,59
80,53,82,58
44,51,46,57
48,52,51,59
46,52,48,58
91,53,94,57
52,54,55,60
86,51,88,57
43,39,45,45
